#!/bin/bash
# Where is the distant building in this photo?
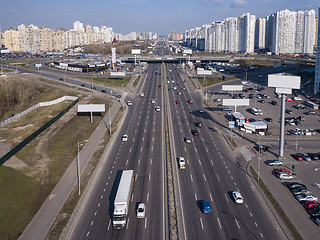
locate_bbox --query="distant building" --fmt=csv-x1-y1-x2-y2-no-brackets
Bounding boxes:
85,25,93,44
255,18,266,50
73,21,84,32
172,31,183,41
315,8,320,94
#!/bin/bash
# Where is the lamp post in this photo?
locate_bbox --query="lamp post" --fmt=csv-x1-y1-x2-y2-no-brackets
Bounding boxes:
77,139,88,195
258,134,261,181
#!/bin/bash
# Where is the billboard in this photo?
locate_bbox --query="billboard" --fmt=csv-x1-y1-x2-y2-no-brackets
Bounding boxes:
183,49,192,55
78,104,105,112
222,85,243,91
110,72,126,77
197,70,212,75
132,49,141,55
268,74,300,89
223,99,249,106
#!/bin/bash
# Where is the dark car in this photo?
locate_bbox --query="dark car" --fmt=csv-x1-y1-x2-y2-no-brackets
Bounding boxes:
101,89,107,93
200,200,212,213
254,145,270,152
309,207,320,218
305,111,316,115
248,118,256,122
287,182,306,190
308,153,320,160
81,84,86,87
285,109,293,114
264,118,273,122
191,129,199,135
270,100,278,106
292,153,303,161
195,122,202,127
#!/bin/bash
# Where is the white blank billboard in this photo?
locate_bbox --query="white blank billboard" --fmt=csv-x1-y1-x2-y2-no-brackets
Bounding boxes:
132,49,141,55
183,49,192,55
111,72,126,77
197,70,212,75
222,85,243,91
78,104,105,112
268,74,300,89
223,99,249,106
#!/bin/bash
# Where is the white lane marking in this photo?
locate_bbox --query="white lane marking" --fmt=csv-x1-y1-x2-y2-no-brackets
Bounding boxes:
126,218,130,229
217,218,222,229
94,211,97,216
138,159,141,165
260,233,264,238
187,159,190,165
145,217,148,229
194,192,197,200
209,193,213,202
91,220,94,226
147,193,150,201
97,203,100,207
106,182,108,186
200,218,204,229
228,171,230,174
126,160,128,165
255,222,258,227
151,146,154,151
132,138,135,142
206,148,208,152
217,174,220,182
140,148,143,152
150,159,152,165
245,204,248,208
201,138,204,141
252,186,255,191
190,174,193,182
225,193,229,202
234,217,240,229
107,219,111,230
129,147,132,152
135,175,138,181
103,188,106,192
87,231,90,236
110,171,113,174
234,182,237,186
203,174,207,181
131,193,134,202
149,174,151,181
184,147,186,152
142,137,145,142
249,212,253,217
101,195,103,199
198,159,202,165
210,160,214,165
231,176,234,180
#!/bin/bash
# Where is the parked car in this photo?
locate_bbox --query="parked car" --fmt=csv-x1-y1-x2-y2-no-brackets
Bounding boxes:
199,109,204,113
301,152,312,162
232,191,244,203
305,111,316,115
308,153,320,160
264,118,273,122
291,187,310,195
265,160,283,166
285,109,293,114
292,153,303,161
304,201,320,210
254,145,270,152
270,100,278,106
278,173,294,180
136,203,146,218
309,207,320,218
275,168,292,176
296,193,318,202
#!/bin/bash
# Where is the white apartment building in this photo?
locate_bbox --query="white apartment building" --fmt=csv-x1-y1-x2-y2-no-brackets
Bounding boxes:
18,24,40,52
239,13,256,53
255,18,266,50
73,21,84,32
315,8,320,94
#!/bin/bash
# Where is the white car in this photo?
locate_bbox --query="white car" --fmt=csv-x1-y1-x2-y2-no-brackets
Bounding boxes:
232,191,244,203
301,152,311,162
155,106,160,112
136,203,146,218
278,173,294,180
139,93,144,98
151,99,155,104
178,157,186,169
296,193,318,202
127,101,132,106
122,134,128,142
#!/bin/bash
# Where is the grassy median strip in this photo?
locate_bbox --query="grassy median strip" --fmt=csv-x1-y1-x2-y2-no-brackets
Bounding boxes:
133,75,141,88
250,166,303,240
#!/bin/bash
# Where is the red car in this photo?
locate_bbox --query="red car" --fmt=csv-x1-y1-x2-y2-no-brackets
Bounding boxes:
176,101,181,104
304,201,320,210
292,153,303,161
274,168,292,176
188,99,193,104
286,97,293,102
191,129,199,135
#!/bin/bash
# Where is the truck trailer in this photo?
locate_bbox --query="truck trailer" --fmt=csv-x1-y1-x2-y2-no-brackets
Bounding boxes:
113,170,134,229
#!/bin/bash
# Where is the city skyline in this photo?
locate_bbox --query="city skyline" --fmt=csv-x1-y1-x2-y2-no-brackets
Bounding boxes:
0,0,319,35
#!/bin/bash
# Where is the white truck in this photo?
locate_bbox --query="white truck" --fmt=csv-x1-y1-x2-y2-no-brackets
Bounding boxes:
113,170,134,229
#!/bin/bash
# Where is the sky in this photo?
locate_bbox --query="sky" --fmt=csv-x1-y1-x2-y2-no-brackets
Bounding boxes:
0,0,319,35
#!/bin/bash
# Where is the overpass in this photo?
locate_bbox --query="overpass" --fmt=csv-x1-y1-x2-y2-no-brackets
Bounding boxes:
120,56,231,64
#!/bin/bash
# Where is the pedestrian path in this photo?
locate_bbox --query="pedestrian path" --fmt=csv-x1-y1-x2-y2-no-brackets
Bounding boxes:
240,146,257,161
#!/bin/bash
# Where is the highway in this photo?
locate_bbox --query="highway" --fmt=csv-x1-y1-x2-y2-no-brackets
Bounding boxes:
165,63,285,239
67,63,167,240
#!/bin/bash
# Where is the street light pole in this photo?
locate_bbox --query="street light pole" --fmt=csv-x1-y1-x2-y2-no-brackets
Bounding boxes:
258,134,261,181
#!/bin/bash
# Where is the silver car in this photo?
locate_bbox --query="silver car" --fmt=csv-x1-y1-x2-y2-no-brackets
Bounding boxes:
296,193,318,202
301,152,311,162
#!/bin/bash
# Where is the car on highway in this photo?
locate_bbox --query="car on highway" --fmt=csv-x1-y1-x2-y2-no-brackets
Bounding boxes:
199,109,204,113
101,89,107,93
151,99,155,104
139,93,144,98
265,160,283,166
191,129,199,135
178,157,186,169
176,101,181,104
292,153,304,161
173,86,177,90
136,203,146,218
188,99,193,104
168,88,172,91
184,137,192,143
264,117,273,122
200,200,212,213
155,106,160,112
122,134,128,142
309,207,320,218
214,98,222,102
304,201,320,210
287,182,306,190
177,92,182,95
232,191,244,204
296,193,318,202
301,152,311,162
278,173,294,180
195,122,202,127
127,101,132,106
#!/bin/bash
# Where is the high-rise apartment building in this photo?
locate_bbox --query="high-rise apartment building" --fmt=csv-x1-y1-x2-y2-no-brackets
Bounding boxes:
73,21,84,32
85,25,93,44
315,8,320,94
255,18,266,50
4,29,20,52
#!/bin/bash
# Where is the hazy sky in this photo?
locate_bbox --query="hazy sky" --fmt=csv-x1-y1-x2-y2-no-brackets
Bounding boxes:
0,0,319,35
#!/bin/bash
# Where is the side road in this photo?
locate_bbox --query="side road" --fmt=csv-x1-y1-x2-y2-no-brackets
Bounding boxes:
19,72,141,240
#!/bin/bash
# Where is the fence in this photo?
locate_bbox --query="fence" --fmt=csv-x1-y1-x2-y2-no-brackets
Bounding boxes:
0,96,78,127
0,97,79,165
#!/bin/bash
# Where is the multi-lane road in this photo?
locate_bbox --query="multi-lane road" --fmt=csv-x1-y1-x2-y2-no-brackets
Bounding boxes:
64,61,287,240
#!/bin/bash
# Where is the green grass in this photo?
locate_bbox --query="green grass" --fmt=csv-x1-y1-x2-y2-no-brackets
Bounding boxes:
133,75,141,88
198,75,235,87
79,76,131,88
0,166,38,240
250,167,303,240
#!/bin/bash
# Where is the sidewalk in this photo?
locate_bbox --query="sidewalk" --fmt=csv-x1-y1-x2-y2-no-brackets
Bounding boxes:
19,73,139,240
